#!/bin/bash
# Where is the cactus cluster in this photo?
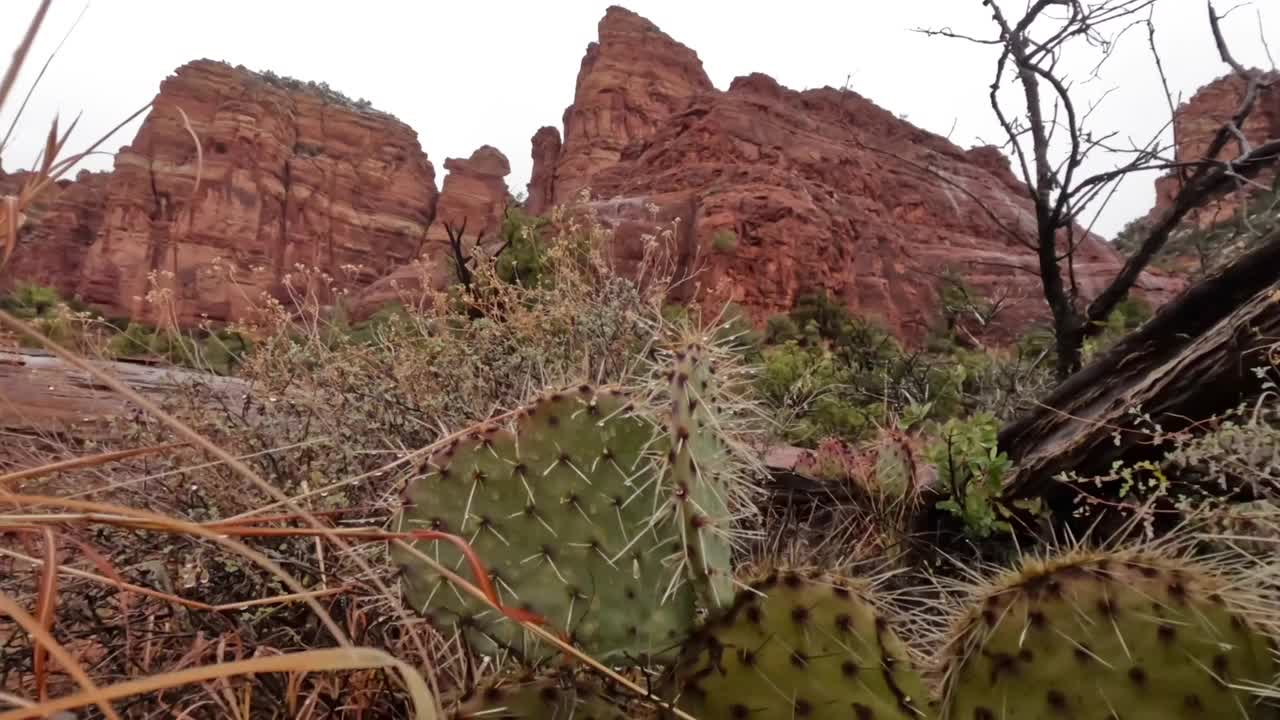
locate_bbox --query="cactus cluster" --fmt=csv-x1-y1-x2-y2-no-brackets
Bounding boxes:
672,569,932,720
394,329,1280,720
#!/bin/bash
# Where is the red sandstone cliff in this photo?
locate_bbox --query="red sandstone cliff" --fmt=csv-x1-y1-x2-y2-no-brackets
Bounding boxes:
529,9,1184,344
1147,69,1279,229
0,169,110,302
526,126,562,215
4,8,1203,347
551,6,714,207
352,145,513,317
5,60,440,327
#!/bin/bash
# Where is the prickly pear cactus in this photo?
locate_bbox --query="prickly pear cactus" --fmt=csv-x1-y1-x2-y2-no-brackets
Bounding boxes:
941,551,1279,720
393,385,696,664
672,569,935,720
452,676,629,720
666,342,739,608
870,429,922,502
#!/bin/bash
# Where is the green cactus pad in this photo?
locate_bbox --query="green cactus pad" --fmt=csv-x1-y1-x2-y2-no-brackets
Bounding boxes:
667,343,738,608
393,385,696,664
942,552,1279,720
871,431,919,501
673,569,934,720
452,677,629,720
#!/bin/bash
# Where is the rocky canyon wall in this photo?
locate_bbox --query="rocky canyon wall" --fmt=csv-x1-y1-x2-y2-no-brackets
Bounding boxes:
352,145,513,318
1147,69,1279,229
528,6,1184,345
0,169,110,302
4,60,442,327
7,5,1226,347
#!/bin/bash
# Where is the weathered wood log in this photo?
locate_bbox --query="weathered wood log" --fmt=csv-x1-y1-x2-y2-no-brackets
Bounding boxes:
0,349,247,439
998,228,1280,507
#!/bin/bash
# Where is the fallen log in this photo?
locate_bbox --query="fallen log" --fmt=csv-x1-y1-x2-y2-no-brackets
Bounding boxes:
998,228,1280,508
0,349,247,439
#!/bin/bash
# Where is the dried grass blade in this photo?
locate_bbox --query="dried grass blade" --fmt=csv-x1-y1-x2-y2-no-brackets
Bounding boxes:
37,115,58,176
0,493,347,648
33,529,57,703
0,592,119,720
0,0,53,116
176,107,202,198
0,442,187,486
2,195,16,266
0,647,439,720
0,309,352,646
0,1,90,155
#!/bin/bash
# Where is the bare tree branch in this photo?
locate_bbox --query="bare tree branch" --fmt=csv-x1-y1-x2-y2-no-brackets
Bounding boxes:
921,0,1277,379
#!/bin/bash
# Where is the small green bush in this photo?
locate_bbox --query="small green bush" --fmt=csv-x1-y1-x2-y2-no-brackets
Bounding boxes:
494,207,553,289
928,413,1017,539
710,229,738,253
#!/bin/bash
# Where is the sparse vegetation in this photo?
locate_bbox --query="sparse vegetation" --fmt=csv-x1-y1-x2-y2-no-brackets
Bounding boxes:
4,2,1280,718
1115,177,1280,278
710,228,738,253
250,67,377,112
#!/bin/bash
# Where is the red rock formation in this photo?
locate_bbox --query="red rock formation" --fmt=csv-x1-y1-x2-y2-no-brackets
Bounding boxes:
550,5,714,206
351,146,512,319
0,169,110,301
1148,69,1279,228
424,145,510,250
526,126,561,215
531,16,1183,345
72,60,437,326
4,8,1197,349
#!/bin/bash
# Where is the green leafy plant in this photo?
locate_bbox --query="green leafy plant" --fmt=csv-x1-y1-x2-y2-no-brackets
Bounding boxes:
928,413,1016,539
494,207,553,289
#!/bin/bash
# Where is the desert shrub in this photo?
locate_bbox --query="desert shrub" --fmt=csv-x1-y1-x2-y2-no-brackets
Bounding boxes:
1115,176,1280,276
710,228,737,253
758,341,874,444
122,202,681,493
928,413,1018,539
1,284,114,353
250,66,376,111
764,313,801,344
1,283,66,318
753,288,1052,446
493,206,553,288
1059,352,1280,535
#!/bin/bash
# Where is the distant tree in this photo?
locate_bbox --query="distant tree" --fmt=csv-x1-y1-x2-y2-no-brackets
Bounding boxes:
922,1,1279,379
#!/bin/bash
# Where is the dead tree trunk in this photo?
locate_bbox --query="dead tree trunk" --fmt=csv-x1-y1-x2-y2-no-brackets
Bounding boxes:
998,228,1280,509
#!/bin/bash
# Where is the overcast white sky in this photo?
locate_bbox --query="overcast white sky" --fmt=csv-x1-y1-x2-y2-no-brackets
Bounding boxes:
2,1,1276,238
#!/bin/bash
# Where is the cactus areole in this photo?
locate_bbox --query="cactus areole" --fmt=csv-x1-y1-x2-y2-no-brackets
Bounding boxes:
942,553,1279,720
393,386,697,664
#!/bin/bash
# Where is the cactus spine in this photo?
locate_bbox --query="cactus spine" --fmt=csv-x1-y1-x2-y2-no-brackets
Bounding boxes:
666,342,741,608
394,385,697,663
940,551,1279,720
451,676,630,720
673,569,934,720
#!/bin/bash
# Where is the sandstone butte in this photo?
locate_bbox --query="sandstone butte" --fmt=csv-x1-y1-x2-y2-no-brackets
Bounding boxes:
11,4,1272,349
1145,68,1278,231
